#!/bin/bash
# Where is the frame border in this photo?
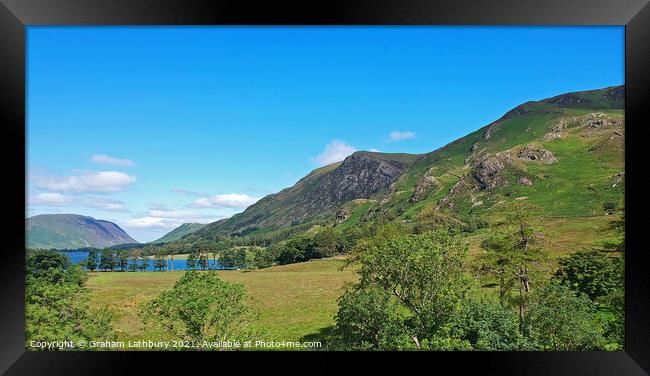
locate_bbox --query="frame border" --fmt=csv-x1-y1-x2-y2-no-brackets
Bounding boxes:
1,1,648,374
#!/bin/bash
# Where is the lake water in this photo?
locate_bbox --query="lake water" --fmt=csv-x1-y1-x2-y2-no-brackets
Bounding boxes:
60,251,231,272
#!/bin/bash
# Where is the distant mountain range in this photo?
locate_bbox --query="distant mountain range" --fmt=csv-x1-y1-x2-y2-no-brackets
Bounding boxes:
26,214,137,250
187,85,624,241
150,223,207,244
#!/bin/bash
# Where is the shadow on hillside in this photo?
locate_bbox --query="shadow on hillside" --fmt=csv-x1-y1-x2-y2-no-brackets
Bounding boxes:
299,326,337,350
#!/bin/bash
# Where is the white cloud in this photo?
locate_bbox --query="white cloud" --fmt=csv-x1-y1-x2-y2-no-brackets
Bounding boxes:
36,171,136,193
124,217,179,230
29,192,73,206
388,131,416,142
171,188,205,197
190,193,260,209
28,192,129,212
311,140,357,166
82,196,128,212
149,209,209,220
91,154,136,166
124,213,223,230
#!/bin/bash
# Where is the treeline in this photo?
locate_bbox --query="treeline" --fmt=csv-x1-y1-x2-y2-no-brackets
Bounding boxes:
81,245,251,272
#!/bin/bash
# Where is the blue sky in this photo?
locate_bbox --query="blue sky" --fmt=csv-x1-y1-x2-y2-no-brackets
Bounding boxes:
26,26,624,242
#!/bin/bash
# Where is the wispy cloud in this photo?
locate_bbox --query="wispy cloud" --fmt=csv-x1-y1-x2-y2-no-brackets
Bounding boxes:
28,193,129,212
82,196,128,212
171,188,206,197
91,154,136,167
35,171,136,193
29,192,74,206
123,217,179,230
190,193,260,209
149,209,210,220
124,209,222,230
311,140,357,166
388,131,416,142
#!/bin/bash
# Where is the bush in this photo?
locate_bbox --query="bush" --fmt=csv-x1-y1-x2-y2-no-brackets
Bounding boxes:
140,271,257,343
26,250,114,349
554,250,623,301
334,287,410,350
524,284,604,350
449,296,531,351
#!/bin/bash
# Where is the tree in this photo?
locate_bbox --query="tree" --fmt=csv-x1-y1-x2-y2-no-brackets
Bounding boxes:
448,296,531,351
84,249,98,272
118,250,129,272
478,208,547,326
554,250,623,301
186,251,198,270
198,252,210,271
153,252,167,272
165,243,180,272
310,228,341,258
251,247,276,269
138,256,150,272
275,237,311,265
523,284,604,351
600,288,624,350
334,287,410,350
26,250,115,349
99,248,116,272
128,249,142,272
339,229,471,349
140,271,257,343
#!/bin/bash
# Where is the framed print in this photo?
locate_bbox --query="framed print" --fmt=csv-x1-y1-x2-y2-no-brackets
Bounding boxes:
1,0,649,374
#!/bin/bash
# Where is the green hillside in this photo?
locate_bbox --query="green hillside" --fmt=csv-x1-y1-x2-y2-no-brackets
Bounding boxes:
27,214,138,249
191,85,624,247
150,223,207,244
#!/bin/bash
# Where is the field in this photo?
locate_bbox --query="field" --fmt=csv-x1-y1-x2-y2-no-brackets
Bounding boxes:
86,257,358,347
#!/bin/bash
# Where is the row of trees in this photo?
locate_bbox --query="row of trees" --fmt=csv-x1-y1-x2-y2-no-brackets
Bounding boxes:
83,245,250,272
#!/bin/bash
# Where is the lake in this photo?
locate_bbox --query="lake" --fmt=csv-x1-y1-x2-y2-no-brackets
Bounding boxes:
60,251,232,272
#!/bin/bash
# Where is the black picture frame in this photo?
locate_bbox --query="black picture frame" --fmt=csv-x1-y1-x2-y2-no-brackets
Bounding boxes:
1,0,648,374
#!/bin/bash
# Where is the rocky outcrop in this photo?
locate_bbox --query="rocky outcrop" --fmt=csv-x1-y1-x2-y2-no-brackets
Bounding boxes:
409,173,439,203
472,155,509,190
602,86,624,103
196,151,416,235
312,152,410,208
548,93,590,107
518,177,533,186
583,112,623,129
542,132,565,141
335,209,350,221
483,123,498,140
518,145,557,164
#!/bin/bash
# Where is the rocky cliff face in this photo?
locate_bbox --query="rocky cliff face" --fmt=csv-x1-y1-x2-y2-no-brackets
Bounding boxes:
309,152,410,210
194,151,418,236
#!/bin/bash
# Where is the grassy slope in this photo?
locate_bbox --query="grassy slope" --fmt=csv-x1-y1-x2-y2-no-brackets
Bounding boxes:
86,258,358,346
27,214,137,249
150,223,206,244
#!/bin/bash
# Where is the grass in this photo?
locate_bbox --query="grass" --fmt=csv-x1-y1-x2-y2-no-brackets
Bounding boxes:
86,257,358,347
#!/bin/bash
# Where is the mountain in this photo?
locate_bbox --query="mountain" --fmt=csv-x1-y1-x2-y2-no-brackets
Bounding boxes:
150,223,207,244
190,85,624,242
26,214,138,250
194,152,420,237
